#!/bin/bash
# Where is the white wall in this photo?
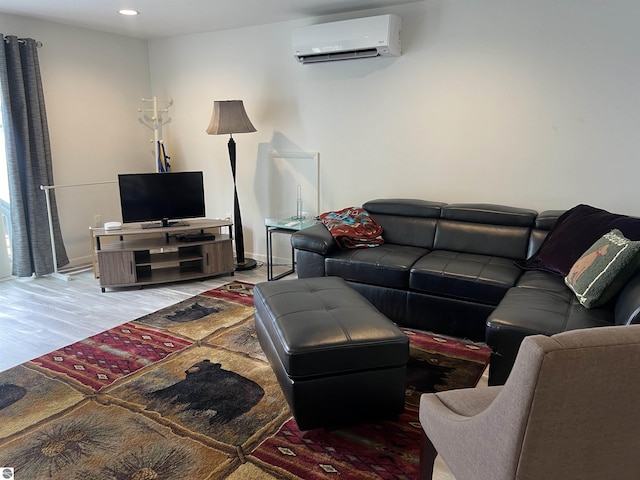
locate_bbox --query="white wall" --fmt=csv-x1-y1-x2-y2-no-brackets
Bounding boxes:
0,13,152,266
148,0,640,263
4,0,640,267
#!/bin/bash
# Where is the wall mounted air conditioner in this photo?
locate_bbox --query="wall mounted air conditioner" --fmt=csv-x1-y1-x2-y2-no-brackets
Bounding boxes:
292,14,402,64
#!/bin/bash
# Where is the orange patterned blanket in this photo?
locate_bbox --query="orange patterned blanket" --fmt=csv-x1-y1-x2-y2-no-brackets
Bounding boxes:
319,206,384,249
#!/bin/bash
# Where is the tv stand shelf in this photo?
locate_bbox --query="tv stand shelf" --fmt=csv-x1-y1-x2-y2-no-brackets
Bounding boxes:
92,219,234,292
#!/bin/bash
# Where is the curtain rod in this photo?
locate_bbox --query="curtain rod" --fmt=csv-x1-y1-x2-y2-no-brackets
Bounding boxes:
3,37,43,47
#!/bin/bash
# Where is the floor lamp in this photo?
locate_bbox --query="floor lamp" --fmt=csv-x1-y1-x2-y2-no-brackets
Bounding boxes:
206,100,257,271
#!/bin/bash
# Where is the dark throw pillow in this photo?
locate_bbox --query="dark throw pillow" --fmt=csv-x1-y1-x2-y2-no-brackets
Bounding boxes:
565,229,640,308
519,204,640,276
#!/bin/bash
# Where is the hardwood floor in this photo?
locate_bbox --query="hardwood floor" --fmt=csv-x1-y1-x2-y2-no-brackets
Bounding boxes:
0,263,273,372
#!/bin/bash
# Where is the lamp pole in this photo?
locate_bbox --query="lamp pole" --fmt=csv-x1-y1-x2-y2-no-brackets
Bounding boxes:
228,135,255,269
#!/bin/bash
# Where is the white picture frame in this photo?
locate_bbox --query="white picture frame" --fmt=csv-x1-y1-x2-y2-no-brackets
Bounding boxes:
268,150,320,219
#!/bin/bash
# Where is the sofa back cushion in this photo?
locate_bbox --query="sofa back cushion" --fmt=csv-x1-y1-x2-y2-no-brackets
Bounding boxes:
363,199,444,249
434,204,537,260
527,210,564,259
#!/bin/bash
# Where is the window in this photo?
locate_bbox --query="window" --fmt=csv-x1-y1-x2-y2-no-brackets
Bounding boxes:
0,102,12,278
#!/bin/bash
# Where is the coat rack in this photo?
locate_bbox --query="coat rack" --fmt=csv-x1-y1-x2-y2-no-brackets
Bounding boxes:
138,96,173,172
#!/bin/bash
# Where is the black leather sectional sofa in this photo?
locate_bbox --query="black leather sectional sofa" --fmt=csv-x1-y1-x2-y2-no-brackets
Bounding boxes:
291,199,640,385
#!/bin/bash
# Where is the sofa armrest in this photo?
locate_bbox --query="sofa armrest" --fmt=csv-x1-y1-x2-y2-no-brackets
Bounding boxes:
291,223,337,255
615,270,640,325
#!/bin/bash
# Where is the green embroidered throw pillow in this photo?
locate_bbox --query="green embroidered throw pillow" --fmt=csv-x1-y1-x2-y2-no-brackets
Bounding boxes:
565,229,640,308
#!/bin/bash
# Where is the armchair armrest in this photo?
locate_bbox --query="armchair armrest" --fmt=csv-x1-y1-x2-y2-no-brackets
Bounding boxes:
291,223,337,255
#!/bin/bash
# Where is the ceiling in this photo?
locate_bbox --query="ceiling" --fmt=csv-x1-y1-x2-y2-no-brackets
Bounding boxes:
0,0,416,40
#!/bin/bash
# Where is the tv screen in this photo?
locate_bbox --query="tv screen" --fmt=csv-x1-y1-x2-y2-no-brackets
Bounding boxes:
118,172,206,227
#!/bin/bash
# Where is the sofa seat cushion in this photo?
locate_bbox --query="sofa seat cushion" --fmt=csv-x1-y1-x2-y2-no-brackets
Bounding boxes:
409,250,522,305
487,287,614,337
325,244,429,289
515,270,567,292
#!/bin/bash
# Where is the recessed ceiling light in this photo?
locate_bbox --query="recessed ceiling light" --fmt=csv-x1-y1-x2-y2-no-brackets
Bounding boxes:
118,9,139,16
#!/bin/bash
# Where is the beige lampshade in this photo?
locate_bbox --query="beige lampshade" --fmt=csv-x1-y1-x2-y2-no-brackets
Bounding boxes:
206,100,256,135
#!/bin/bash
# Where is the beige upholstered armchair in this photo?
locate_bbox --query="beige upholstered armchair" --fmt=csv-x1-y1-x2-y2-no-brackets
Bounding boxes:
418,325,640,480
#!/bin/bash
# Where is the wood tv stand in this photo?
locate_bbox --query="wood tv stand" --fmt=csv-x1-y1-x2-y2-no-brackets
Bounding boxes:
92,219,234,292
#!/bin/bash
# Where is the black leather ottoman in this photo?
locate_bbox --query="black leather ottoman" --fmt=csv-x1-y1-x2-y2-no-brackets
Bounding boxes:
254,276,409,431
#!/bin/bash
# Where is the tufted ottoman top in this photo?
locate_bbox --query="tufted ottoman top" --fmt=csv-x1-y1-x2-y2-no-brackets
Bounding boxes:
254,276,409,379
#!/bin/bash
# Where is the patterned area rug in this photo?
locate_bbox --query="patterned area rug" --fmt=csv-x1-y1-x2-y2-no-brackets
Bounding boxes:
250,327,491,480
0,281,491,479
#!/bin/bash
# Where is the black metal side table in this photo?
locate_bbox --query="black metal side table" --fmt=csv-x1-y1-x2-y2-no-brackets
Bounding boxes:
265,216,318,281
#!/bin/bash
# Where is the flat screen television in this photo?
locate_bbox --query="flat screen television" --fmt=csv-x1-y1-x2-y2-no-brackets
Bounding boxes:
118,171,206,228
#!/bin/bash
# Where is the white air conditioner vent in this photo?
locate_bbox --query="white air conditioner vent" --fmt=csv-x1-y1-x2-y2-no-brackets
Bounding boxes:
292,14,402,64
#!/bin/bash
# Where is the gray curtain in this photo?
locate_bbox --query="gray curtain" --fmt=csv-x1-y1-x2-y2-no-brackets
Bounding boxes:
0,35,68,276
